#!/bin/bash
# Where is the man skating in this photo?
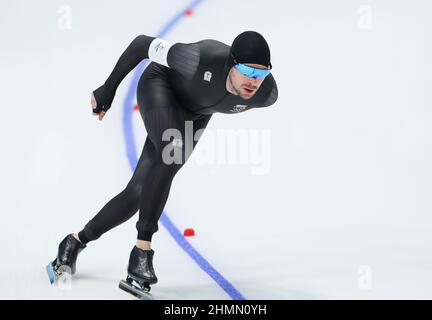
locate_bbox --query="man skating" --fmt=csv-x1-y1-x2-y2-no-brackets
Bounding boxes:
47,31,278,296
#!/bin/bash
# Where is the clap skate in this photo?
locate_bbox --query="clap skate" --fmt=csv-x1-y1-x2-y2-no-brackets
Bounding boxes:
119,246,158,300
46,234,86,284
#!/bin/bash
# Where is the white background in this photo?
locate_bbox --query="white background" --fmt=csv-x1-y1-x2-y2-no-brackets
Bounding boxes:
0,0,431,299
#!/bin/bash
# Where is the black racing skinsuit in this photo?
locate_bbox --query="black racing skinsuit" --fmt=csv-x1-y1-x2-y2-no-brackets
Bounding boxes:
78,35,278,243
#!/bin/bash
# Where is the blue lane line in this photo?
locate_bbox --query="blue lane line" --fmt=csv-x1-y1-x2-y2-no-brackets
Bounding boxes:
121,0,246,300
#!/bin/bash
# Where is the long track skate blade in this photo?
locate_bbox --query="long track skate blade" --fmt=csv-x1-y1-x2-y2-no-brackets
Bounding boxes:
119,280,153,300
46,263,56,284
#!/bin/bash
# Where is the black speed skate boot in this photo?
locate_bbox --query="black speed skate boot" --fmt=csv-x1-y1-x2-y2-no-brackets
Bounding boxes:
46,234,86,284
119,246,158,300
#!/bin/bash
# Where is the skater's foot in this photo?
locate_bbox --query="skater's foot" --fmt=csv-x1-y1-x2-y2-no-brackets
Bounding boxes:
128,246,158,285
46,234,86,283
136,240,151,251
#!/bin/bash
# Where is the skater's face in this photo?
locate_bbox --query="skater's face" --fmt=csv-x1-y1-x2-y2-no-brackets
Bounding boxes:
227,63,268,100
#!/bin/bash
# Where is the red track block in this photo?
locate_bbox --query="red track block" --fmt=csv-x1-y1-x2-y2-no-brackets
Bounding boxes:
133,104,139,111
184,8,193,16
183,228,195,237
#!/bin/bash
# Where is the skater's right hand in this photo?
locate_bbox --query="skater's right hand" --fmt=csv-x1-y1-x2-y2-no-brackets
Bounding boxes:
91,85,115,121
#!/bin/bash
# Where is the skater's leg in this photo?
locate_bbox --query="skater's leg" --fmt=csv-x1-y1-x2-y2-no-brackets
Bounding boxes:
120,65,212,290
75,65,179,245
72,233,82,243
135,106,212,242
77,136,157,244
124,112,211,288
136,240,151,250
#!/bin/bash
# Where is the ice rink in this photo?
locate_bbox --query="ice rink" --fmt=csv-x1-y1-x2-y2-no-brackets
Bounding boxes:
1,0,432,299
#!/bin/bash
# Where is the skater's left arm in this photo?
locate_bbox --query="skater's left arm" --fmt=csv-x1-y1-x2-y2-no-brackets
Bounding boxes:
92,35,199,120
92,35,156,119
98,36,200,88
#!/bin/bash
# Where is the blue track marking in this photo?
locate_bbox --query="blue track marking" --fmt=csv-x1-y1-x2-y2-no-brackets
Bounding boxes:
121,0,245,300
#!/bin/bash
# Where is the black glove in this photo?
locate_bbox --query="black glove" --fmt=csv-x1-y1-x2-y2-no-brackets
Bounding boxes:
92,85,115,114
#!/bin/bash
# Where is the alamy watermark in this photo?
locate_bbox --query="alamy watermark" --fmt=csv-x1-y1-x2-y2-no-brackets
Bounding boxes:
161,121,272,175
357,5,373,30
357,265,373,290
57,5,72,31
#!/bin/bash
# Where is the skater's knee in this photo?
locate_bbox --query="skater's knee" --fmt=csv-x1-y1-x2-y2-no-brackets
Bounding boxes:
124,181,143,199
